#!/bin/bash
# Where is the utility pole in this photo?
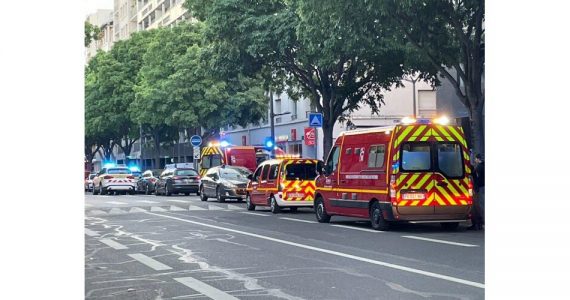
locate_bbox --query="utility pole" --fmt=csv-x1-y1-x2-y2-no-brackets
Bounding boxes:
139,123,144,170
269,89,290,158
404,73,420,118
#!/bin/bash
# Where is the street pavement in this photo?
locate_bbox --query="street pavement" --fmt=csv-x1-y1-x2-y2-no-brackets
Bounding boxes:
85,192,485,299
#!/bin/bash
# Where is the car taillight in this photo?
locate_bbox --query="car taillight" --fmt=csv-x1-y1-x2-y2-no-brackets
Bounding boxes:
103,175,113,179
127,176,134,179
173,176,182,180
468,181,474,197
389,175,397,198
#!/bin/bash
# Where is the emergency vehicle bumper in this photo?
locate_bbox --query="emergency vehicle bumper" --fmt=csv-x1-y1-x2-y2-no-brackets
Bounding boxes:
274,193,314,207
103,184,136,191
388,205,471,222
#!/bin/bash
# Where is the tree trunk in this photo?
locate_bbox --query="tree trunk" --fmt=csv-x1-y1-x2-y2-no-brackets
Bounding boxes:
470,101,484,156
153,130,161,169
322,122,334,161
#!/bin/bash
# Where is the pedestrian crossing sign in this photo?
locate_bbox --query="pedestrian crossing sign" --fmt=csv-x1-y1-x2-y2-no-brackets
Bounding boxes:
309,113,323,127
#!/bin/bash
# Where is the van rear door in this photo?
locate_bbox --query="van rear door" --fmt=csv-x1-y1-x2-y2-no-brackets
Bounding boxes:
396,141,435,215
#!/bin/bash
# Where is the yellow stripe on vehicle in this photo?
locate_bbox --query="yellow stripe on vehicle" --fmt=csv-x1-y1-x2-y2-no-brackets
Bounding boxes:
414,174,431,189
436,125,454,140
410,200,420,206
438,188,457,205
399,200,409,206
407,125,427,142
447,126,467,147
395,126,415,148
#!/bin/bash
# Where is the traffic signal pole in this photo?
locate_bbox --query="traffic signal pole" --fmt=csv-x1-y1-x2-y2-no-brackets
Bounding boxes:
269,89,275,158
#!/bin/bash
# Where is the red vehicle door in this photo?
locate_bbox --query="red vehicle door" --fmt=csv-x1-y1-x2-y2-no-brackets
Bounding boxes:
320,143,342,214
249,165,264,204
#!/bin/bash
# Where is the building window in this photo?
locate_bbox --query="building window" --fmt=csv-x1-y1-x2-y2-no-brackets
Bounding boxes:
418,90,437,118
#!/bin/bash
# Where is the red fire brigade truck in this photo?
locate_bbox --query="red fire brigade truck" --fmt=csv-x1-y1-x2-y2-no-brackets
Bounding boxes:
199,143,285,176
314,116,473,231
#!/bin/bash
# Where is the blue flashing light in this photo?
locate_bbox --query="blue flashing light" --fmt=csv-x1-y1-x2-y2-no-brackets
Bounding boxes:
129,166,140,172
220,140,230,148
265,140,274,148
103,162,116,169
416,118,431,124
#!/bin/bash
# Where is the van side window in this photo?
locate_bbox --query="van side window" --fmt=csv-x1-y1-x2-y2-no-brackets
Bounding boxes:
345,148,352,155
252,166,262,182
325,146,340,173
367,145,386,168
268,164,279,180
261,164,271,181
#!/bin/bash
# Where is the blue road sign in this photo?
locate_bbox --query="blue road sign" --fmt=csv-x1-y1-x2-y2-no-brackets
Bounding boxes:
309,113,323,127
190,135,202,147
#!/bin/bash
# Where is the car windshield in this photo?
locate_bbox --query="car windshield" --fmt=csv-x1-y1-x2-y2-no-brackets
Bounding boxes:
233,167,252,176
219,168,245,180
108,168,131,174
175,169,198,176
283,163,318,180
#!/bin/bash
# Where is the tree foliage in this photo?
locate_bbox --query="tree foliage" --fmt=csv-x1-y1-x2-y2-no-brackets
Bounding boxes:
85,21,101,47
185,0,433,157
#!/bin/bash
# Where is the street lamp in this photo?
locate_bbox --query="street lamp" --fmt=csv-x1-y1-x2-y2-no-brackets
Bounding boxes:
269,91,291,158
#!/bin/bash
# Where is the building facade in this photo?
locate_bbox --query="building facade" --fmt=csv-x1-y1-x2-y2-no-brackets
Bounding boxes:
85,9,114,62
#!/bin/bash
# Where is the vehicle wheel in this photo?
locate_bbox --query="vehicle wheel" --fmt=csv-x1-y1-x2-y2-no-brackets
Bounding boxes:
270,196,281,214
441,222,459,230
314,197,331,223
100,185,107,195
145,184,151,195
290,207,298,213
184,192,190,196
370,202,389,231
92,184,99,195
129,190,135,195
200,186,208,201
196,191,200,196
237,197,244,203
216,186,225,203
165,184,172,196
246,194,255,211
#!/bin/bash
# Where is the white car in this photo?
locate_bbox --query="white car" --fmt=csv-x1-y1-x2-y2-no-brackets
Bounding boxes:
84,174,97,192
92,167,136,195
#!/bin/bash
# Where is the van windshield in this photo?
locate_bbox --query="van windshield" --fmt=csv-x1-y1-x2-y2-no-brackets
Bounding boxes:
401,143,431,171
400,142,465,178
284,163,318,180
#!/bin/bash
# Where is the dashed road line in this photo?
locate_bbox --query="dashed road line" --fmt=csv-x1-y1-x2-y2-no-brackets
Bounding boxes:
226,204,243,210
331,224,383,233
85,228,100,237
174,277,239,300
168,199,190,204
145,211,485,289
138,200,160,204
208,205,225,210
169,206,186,211
128,253,172,271
188,205,207,211
279,217,317,224
150,206,168,212
240,212,270,217
105,201,128,205
401,236,479,247
99,238,128,250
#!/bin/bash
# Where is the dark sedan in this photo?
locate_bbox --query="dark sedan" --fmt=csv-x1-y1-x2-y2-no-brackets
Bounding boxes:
200,165,249,202
135,169,162,194
155,168,200,196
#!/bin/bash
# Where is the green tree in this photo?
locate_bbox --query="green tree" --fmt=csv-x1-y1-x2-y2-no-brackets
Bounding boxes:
85,21,101,47
379,0,485,154
185,0,428,158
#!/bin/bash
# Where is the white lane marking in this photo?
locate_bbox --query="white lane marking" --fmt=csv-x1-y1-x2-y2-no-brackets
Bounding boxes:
129,207,147,213
174,277,239,300
240,212,269,217
226,204,243,210
279,217,317,224
85,203,93,207
402,236,479,247
86,210,107,215
150,206,167,212
331,224,383,233
99,238,128,250
188,205,206,211
85,228,100,236
128,253,172,271
168,199,190,204
170,206,186,211
138,200,160,204
208,205,225,210
106,201,128,205
145,212,484,289
109,208,126,214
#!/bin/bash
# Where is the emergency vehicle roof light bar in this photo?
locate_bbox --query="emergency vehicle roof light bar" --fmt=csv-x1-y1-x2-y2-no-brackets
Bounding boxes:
433,116,450,125
401,117,417,124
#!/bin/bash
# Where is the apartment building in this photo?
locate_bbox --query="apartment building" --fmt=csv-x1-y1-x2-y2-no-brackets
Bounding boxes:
85,9,114,62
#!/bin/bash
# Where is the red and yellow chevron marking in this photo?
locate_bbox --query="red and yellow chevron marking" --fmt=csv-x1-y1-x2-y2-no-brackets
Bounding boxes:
201,146,224,157
281,180,316,201
395,172,471,206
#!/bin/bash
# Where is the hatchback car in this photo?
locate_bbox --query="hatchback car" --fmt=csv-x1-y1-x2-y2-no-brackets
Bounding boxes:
84,173,97,192
200,165,249,202
135,169,162,194
155,168,200,196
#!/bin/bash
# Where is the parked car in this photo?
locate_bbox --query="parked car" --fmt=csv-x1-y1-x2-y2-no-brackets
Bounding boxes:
135,169,162,195
84,173,97,192
155,168,200,196
200,165,249,202
246,158,322,213
92,167,136,195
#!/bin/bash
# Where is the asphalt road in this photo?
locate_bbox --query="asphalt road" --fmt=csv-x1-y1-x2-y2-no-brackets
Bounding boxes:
85,191,485,300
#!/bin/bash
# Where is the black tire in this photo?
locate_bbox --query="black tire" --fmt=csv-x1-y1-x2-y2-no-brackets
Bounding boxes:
370,202,389,231
246,194,255,211
441,222,460,230
155,184,161,196
184,192,190,196
145,184,151,195
200,186,208,201
165,183,172,196
290,207,298,213
216,186,225,203
196,192,200,196
92,184,99,195
237,197,244,203
100,185,107,195
129,190,135,195
314,197,331,223
270,196,280,214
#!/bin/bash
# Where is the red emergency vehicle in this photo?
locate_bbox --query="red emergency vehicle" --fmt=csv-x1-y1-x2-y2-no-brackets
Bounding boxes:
199,143,285,176
314,117,473,230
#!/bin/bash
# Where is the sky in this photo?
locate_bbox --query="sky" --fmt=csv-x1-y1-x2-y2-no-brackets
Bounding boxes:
85,0,114,16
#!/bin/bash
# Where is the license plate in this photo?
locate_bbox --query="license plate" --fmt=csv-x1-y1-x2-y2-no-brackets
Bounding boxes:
402,193,425,200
